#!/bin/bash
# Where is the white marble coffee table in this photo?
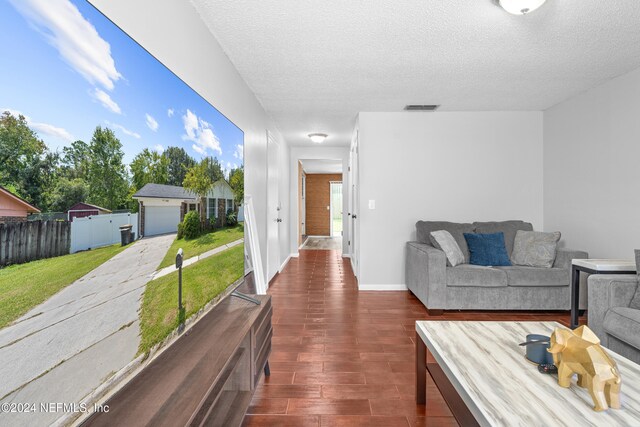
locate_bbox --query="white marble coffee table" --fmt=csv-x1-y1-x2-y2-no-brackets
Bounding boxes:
415,321,640,427
571,259,636,329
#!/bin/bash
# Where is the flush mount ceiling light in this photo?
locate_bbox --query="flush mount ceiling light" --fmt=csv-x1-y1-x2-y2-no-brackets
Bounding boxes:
308,133,328,143
499,0,547,15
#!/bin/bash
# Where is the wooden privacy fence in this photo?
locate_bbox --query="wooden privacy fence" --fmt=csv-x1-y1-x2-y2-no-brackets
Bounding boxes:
0,221,70,267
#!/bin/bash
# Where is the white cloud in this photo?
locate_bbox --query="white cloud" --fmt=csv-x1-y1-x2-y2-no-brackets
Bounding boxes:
153,144,164,153
105,121,141,139
145,113,158,132
167,108,174,118
92,88,121,114
233,144,243,160
2,108,74,143
31,122,74,143
191,144,206,155
9,0,121,91
181,109,222,156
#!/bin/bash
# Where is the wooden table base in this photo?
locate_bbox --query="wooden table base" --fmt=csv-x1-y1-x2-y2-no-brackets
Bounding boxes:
416,331,479,427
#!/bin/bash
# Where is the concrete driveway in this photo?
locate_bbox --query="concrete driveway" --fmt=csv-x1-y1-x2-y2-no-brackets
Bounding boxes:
0,234,175,427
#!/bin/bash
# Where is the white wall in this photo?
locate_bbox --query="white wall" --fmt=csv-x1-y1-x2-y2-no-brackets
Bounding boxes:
289,146,350,256
544,67,640,258
89,0,290,280
357,112,544,289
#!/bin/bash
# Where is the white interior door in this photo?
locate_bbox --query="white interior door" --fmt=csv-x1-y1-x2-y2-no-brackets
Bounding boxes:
266,132,281,282
350,134,359,277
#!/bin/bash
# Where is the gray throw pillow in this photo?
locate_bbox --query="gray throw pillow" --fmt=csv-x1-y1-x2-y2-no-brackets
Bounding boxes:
429,230,465,267
631,249,640,309
511,230,561,268
416,221,474,263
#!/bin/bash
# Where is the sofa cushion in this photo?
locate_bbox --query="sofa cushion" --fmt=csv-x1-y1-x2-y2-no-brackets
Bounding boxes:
604,307,640,351
416,221,474,262
473,220,533,258
464,232,512,267
511,230,561,268
446,265,508,288
429,230,465,267
497,266,567,287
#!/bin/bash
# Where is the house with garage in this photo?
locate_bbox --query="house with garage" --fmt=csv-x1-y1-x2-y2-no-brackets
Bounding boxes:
0,185,40,223
132,180,236,237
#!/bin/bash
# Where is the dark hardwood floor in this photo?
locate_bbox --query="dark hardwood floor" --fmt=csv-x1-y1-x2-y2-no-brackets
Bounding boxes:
243,249,581,427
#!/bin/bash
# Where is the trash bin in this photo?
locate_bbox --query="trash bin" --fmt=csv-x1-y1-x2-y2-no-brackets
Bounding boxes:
119,224,133,246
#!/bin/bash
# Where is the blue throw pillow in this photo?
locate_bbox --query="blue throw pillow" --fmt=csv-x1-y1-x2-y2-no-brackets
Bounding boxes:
463,232,512,266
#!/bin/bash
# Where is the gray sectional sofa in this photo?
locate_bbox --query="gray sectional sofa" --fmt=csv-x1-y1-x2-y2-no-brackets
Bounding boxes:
406,220,588,311
588,252,640,364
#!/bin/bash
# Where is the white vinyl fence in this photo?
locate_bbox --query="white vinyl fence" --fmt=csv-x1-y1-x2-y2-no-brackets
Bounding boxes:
70,213,138,253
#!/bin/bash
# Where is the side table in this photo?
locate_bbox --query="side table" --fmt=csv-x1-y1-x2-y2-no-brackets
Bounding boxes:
571,259,636,329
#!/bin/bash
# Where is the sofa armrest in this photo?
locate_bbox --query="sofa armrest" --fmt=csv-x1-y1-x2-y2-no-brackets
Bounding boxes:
553,248,589,269
588,274,638,347
406,242,447,310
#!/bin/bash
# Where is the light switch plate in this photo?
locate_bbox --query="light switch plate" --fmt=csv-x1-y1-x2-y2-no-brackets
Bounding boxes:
368,200,376,210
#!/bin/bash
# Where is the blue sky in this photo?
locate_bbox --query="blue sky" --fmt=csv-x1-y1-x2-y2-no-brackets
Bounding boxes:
0,0,244,175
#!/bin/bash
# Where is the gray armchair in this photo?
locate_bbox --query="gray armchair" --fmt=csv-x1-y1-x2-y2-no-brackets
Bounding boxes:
588,274,640,364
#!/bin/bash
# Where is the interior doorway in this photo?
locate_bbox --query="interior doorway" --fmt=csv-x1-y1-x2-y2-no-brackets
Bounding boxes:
297,159,343,253
330,182,343,237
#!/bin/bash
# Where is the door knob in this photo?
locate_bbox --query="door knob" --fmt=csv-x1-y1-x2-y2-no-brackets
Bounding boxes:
352,215,357,219
276,218,283,223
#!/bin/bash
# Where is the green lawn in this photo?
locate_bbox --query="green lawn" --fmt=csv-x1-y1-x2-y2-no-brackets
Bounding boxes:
138,244,244,355
0,244,126,329
157,223,244,269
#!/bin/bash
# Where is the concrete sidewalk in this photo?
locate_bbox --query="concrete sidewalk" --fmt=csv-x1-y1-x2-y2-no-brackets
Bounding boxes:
152,238,244,279
0,234,175,427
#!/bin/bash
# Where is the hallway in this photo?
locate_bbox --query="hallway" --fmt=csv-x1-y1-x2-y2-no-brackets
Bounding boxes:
300,236,343,251
244,250,578,426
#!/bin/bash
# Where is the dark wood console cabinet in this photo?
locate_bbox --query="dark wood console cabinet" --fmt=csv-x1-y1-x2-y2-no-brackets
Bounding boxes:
83,294,272,427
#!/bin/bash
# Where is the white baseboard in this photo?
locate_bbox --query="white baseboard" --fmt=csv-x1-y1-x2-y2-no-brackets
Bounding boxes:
342,253,351,258
279,254,293,272
290,252,299,258
358,284,408,291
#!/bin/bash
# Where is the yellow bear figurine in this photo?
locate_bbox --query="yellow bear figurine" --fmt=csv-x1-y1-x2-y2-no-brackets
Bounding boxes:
548,325,622,412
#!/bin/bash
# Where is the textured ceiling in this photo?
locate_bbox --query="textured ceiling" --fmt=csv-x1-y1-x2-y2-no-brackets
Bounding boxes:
191,0,640,146
300,159,343,174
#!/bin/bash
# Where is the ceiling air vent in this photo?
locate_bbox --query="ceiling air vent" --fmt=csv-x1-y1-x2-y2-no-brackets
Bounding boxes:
404,105,440,112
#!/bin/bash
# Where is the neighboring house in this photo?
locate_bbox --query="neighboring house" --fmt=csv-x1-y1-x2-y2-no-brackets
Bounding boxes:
67,202,112,221
0,185,40,223
132,180,236,237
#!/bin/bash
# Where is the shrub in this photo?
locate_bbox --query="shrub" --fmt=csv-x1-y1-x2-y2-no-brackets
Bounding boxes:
226,211,238,227
177,222,185,240
207,215,218,231
182,211,201,239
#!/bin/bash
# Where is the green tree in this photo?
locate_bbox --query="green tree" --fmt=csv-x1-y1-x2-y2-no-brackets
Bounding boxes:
87,126,128,210
229,165,244,206
20,150,59,211
60,140,90,179
47,177,89,211
183,161,212,221
201,156,224,183
130,148,169,190
163,146,195,186
0,111,57,210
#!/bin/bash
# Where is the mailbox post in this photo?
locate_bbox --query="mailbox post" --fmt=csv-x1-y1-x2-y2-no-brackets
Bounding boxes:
176,248,184,309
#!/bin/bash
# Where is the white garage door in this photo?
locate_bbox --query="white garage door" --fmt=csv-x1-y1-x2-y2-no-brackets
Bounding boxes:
145,206,180,236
